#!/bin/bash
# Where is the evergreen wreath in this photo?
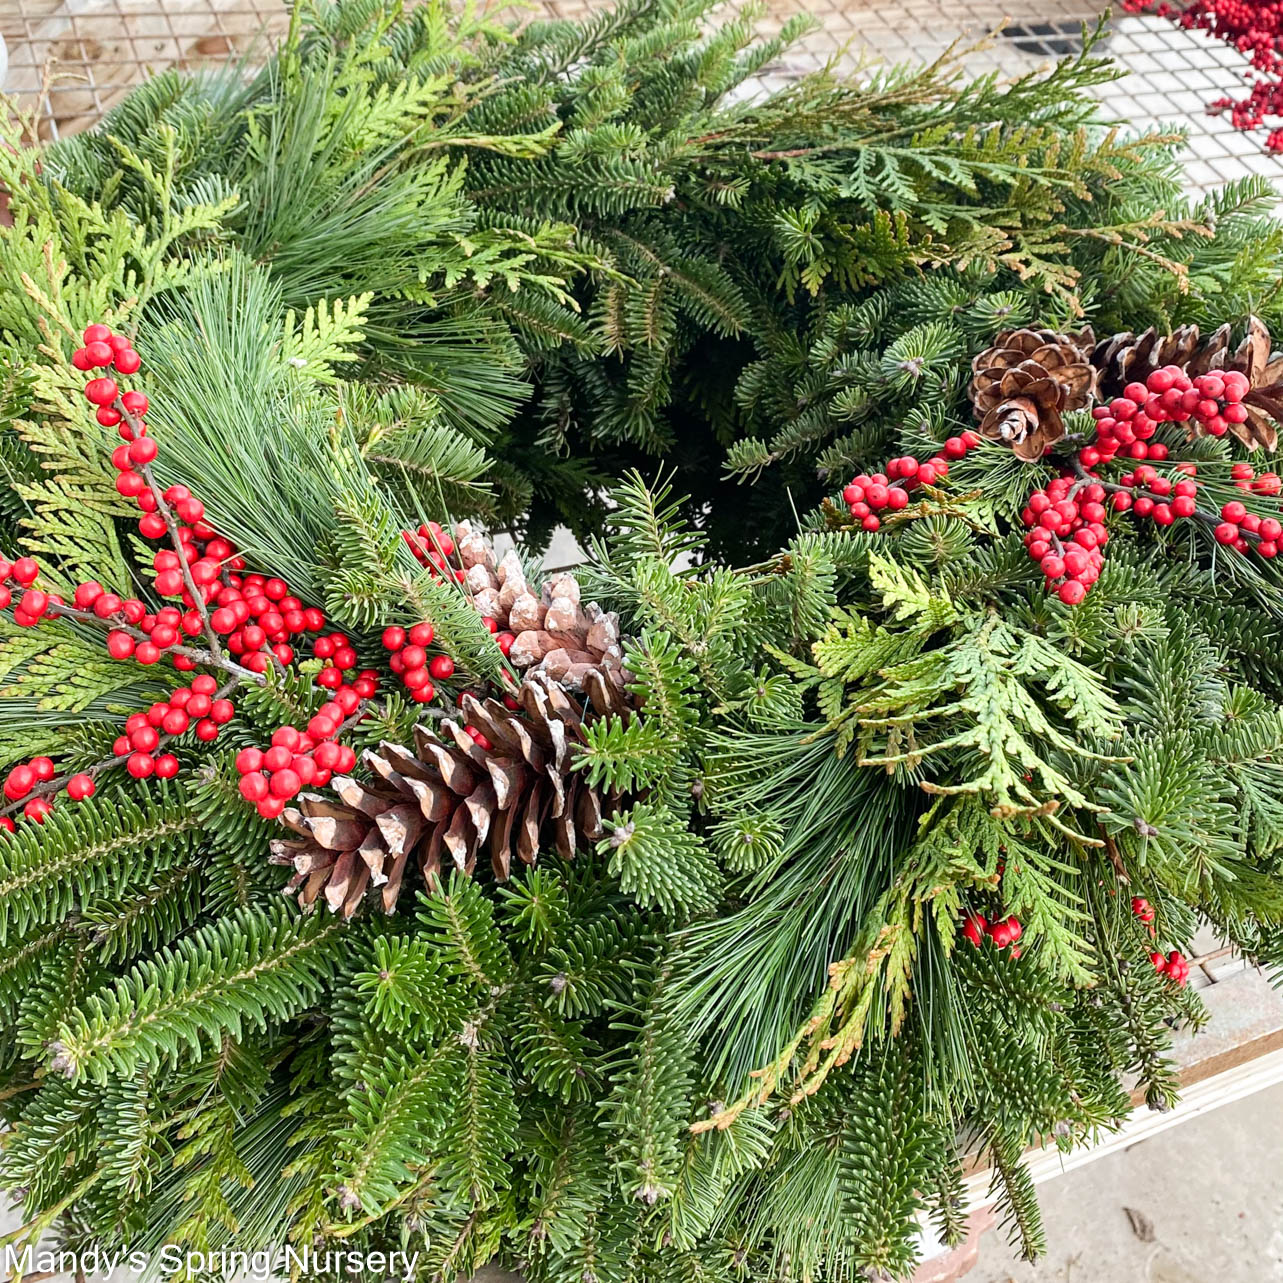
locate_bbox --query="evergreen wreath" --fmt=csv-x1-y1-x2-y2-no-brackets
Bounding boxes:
2,2,1283,1280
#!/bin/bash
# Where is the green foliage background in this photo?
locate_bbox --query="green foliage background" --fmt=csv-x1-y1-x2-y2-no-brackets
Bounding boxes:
1,2,1283,1280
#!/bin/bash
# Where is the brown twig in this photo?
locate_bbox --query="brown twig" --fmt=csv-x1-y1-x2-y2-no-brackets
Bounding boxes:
112,396,226,663
0,676,241,817
1064,454,1261,545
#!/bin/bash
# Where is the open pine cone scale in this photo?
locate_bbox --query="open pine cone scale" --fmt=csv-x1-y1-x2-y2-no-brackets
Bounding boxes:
270,673,626,917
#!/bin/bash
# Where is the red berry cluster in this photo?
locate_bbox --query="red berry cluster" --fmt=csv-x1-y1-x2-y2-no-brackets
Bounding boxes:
1150,949,1191,986
235,726,358,820
840,432,981,531
108,674,234,780
313,632,381,702
1086,366,1251,465
1131,895,1156,927
208,575,327,673
1124,0,1283,151
0,555,53,622
1014,362,1283,607
381,621,455,704
403,520,465,583
0,322,420,825
961,911,1024,959
1,754,94,825
72,325,331,675
1020,476,1110,605
71,323,142,382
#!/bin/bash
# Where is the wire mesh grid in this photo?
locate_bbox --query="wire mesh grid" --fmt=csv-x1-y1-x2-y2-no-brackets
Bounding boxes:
1,0,1281,190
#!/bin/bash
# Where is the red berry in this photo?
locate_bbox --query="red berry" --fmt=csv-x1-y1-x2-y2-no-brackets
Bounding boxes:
154,754,180,779
428,654,455,680
195,719,219,742
1214,522,1240,544
239,772,269,802
1058,579,1087,606
5,764,35,799
381,625,406,651
23,797,53,823
262,745,293,773
162,709,190,736
66,773,95,801
269,768,302,799
1222,500,1248,524
403,665,431,691
135,642,161,665
12,558,38,585
113,348,141,375
408,622,434,647
235,747,264,775
127,752,155,779
84,378,119,406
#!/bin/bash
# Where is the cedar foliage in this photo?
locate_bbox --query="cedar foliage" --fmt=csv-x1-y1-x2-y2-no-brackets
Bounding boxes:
1,2,1283,1280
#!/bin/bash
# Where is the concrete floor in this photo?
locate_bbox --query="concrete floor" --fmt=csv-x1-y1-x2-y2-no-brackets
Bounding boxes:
971,1083,1283,1283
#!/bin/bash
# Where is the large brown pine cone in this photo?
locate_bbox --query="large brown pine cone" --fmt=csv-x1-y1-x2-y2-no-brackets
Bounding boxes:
454,522,628,693
1093,317,1282,452
969,327,1096,461
270,672,630,917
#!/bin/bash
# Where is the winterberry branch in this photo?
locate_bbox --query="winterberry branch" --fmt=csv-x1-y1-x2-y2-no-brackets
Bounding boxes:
0,674,241,817
50,600,266,683
1064,453,1263,546
110,393,224,662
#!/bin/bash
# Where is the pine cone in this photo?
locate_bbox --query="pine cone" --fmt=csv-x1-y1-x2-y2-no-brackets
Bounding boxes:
453,522,628,693
969,327,1096,461
1094,317,1282,452
270,672,631,917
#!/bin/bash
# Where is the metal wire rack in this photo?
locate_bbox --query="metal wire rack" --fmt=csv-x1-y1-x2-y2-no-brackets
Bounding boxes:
2,0,1281,191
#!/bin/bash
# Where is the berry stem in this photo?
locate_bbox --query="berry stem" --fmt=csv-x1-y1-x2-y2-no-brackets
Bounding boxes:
137,458,223,658
1064,453,1262,545
0,675,241,816
52,600,265,684
114,396,224,662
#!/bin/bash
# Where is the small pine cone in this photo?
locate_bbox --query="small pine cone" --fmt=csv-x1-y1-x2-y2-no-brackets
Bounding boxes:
450,528,630,692
272,675,632,914
970,327,1096,461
